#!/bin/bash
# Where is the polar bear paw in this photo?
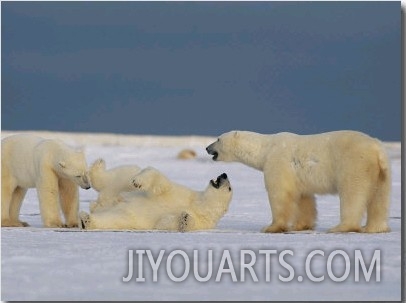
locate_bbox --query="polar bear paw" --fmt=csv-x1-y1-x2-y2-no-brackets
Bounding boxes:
178,212,191,232
328,224,362,233
79,211,91,229
261,223,289,233
1,219,30,227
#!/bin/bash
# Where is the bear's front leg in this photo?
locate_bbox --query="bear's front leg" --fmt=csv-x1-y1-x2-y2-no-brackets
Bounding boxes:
37,173,64,228
59,178,79,228
262,179,298,233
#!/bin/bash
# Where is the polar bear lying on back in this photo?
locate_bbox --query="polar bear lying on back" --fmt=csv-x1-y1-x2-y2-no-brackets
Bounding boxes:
88,158,141,212
80,167,233,231
206,130,391,233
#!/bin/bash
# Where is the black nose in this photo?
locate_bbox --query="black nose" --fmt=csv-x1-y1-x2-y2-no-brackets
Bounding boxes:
220,173,227,179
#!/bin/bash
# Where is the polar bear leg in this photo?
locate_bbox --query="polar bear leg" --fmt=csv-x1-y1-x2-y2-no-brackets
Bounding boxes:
37,174,64,228
59,179,79,228
154,214,178,231
178,212,192,232
329,188,367,233
363,181,391,233
9,187,29,227
292,195,316,231
263,190,298,233
132,168,170,196
1,176,15,226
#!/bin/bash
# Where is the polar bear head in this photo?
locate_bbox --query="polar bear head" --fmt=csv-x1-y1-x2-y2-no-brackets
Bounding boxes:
208,173,232,192
206,131,251,162
56,150,90,190
206,131,264,164
203,173,233,213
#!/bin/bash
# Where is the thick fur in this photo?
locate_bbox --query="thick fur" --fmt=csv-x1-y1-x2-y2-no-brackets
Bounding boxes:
206,130,391,233
88,158,141,212
2,134,90,228
80,167,233,231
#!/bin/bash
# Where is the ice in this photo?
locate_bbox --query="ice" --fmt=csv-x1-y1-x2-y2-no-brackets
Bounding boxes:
1,131,402,300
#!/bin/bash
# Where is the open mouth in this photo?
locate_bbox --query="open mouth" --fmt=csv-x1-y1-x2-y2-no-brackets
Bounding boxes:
210,173,228,188
210,179,218,188
206,144,218,160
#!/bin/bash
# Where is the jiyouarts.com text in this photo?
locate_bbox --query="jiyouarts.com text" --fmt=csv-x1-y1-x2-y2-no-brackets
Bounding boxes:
122,249,381,283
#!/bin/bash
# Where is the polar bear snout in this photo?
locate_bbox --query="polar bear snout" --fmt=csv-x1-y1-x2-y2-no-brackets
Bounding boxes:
206,143,218,160
210,173,230,190
79,175,91,190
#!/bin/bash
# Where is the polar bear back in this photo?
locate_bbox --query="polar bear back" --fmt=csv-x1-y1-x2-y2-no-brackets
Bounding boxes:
262,130,387,194
2,134,44,188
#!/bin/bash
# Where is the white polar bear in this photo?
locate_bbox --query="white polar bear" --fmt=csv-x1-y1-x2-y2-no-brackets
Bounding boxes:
2,134,91,228
88,158,141,212
206,130,391,233
79,167,233,231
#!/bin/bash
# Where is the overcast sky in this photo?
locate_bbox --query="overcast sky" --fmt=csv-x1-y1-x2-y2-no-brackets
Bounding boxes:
2,2,401,140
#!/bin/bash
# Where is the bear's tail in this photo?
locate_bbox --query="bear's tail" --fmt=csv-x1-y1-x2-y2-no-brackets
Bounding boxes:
377,145,390,182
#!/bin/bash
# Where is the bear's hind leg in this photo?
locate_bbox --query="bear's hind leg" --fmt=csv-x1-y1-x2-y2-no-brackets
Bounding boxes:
292,195,317,231
329,188,367,233
363,179,391,233
59,179,79,228
9,187,29,227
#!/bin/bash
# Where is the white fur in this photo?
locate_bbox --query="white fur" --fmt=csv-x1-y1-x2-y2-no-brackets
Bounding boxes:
80,167,233,231
88,158,141,212
2,134,90,228
206,130,391,233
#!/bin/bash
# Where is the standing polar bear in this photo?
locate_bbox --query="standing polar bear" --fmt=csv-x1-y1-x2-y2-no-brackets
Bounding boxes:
2,134,91,228
88,158,141,212
206,130,391,233
80,167,233,231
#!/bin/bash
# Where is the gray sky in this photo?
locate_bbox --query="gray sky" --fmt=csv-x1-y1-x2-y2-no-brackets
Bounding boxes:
2,2,401,140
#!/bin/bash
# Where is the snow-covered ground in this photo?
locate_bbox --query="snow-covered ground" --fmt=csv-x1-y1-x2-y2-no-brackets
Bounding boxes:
1,131,402,301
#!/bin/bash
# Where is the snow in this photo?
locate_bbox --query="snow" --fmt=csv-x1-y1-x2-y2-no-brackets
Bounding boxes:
1,131,402,301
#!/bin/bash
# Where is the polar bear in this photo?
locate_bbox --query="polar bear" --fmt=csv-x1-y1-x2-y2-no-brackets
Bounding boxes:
206,130,391,233
79,167,233,231
2,134,91,228
88,158,141,212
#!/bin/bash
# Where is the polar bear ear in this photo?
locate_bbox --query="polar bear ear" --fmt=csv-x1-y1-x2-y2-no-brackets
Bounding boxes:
59,161,66,169
92,158,106,168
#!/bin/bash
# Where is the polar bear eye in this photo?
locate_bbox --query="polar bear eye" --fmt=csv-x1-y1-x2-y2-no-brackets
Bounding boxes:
75,175,81,178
